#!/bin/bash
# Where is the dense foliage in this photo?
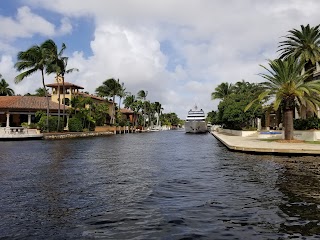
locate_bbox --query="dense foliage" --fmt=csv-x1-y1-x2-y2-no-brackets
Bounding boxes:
37,115,63,132
213,81,264,129
293,117,320,130
68,117,83,132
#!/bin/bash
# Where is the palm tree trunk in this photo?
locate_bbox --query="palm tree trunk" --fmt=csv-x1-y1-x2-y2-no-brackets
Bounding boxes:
41,70,49,132
284,109,294,140
112,95,116,124
57,75,61,131
62,76,66,128
156,111,159,127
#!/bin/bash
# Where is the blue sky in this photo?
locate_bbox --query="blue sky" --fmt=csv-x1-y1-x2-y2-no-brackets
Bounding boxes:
0,0,320,118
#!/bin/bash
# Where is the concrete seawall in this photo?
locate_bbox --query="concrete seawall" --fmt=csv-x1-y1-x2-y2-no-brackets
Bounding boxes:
43,131,114,140
211,131,320,155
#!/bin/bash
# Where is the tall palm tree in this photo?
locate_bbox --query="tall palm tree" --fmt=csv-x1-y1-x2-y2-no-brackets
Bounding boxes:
58,58,79,127
15,43,50,131
137,90,148,127
245,56,320,140
211,82,234,100
153,101,162,127
43,39,66,131
44,40,79,129
0,75,14,96
144,100,152,127
96,78,122,124
123,94,136,109
278,24,320,118
117,79,129,111
278,24,320,72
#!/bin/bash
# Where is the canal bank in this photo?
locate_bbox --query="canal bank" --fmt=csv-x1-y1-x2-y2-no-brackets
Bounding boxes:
43,127,154,140
211,131,320,155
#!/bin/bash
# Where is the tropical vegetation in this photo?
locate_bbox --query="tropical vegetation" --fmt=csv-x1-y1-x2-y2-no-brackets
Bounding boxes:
211,80,264,129
10,38,181,132
0,74,15,96
211,24,320,141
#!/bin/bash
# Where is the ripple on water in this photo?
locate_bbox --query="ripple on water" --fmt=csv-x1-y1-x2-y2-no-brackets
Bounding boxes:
0,131,320,239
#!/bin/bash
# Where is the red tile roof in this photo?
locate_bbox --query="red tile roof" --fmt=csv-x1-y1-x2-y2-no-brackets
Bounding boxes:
0,96,69,111
46,82,84,89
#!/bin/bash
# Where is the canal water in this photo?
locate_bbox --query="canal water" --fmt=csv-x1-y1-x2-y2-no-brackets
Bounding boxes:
0,130,320,239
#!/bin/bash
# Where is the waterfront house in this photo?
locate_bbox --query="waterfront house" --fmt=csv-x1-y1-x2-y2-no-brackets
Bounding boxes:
0,96,68,127
0,76,136,128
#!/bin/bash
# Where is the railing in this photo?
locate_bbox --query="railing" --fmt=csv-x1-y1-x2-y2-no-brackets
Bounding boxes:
0,127,39,135
2,127,26,134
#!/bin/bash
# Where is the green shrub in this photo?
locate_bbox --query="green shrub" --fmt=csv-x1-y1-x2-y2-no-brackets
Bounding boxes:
21,122,38,129
294,117,320,130
37,116,64,132
68,117,83,132
21,122,29,128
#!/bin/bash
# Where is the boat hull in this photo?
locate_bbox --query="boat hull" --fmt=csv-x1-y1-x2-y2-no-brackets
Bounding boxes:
185,121,207,133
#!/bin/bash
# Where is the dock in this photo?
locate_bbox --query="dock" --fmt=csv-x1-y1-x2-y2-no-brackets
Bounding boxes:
211,131,320,155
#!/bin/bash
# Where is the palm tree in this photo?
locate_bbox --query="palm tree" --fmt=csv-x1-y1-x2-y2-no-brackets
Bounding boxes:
211,82,234,100
278,24,320,118
123,94,136,109
245,56,320,140
0,75,14,96
137,90,148,127
44,40,78,129
58,58,79,127
144,100,152,127
278,24,320,73
153,101,162,127
117,79,129,111
43,39,66,131
15,43,50,131
96,78,122,124
35,87,48,97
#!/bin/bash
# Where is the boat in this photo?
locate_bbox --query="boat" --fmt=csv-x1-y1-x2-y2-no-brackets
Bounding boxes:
185,106,207,133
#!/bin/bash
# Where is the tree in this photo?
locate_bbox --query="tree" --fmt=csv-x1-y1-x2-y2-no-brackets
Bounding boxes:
44,39,79,130
15,43,50,131
137,90,148,127
153,101,163,127
217,88,263,130
246,57,320,140
206,110,218,125
117,79,128,111
43,39,66,131
58,58,79,127
34,87,48,97
278,24,320,118
0,75,14,96
278,24,320,73
211,82,234,100
123,94,136,109
96,78,122,124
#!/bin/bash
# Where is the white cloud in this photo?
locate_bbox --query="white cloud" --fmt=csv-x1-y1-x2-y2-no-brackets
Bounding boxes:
58,17,73,35
0,6,55,40
4,0,320,118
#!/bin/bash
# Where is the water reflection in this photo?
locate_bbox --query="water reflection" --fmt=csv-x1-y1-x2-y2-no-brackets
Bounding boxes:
0,132,320,239
276,157,320,237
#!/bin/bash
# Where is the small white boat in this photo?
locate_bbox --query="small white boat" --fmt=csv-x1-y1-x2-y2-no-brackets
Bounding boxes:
185,106,207,133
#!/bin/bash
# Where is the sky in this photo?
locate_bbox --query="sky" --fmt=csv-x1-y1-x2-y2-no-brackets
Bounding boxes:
0,0,320,118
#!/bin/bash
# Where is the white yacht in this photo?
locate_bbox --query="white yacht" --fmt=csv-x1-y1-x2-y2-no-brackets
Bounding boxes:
185,106,207,133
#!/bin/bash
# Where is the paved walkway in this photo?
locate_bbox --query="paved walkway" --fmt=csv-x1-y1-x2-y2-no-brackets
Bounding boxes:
211,131,320,155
